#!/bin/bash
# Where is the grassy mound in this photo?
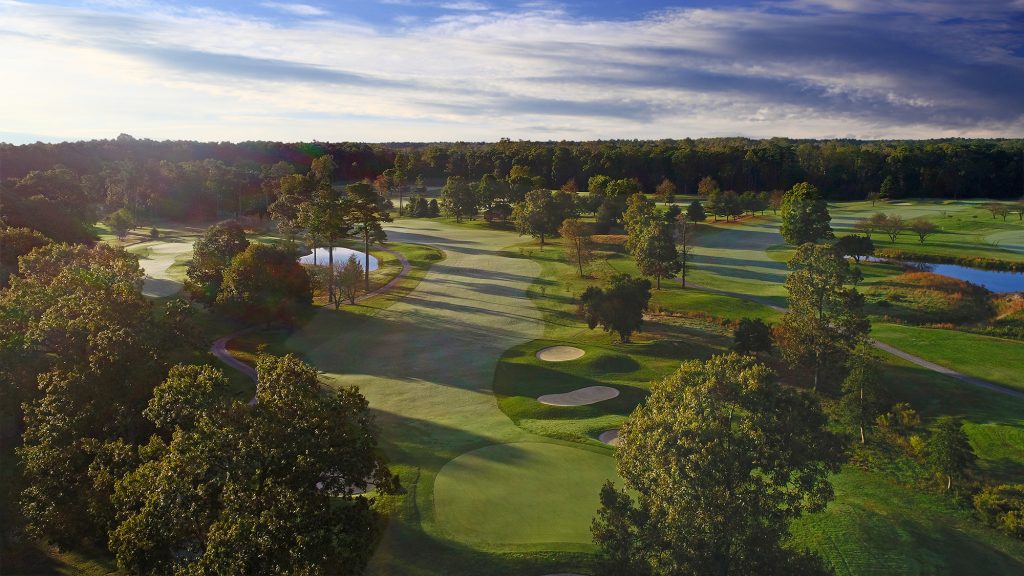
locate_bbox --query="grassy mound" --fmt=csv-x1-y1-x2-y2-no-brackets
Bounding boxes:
865,271,993,325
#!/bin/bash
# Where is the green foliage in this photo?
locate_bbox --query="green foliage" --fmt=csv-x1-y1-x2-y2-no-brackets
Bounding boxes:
835,234,874,263
338,254,364,304
106,208,135,240
578,274,652,342
185,220,250,304
928,416,977,491
622,194,655,247
606,178,641,197
629,221,680,289
0,226,51,269
109,355,388,575
512,189,574,245
838,343,888,444
588,174,611,195
440,175,477,222
732,317,773,355
595,353,843,576
217,243,311,324
697,175,719,197
559,218,595,277
685,200,705,223
974,484,1024,540
780,182,833,245
779,243,869,390
3,165,96,243
654,178,676,203
347,181,392,290
5,243,174,547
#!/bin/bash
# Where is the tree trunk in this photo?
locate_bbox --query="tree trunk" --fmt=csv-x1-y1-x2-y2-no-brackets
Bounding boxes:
328,245,335,304
364,231,371,292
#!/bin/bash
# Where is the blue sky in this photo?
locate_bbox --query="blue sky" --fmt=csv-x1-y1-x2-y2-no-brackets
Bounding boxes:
1,0,1022,143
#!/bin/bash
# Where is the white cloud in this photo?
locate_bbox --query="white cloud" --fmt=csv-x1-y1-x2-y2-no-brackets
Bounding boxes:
259,2,327,16
0,0,1021,143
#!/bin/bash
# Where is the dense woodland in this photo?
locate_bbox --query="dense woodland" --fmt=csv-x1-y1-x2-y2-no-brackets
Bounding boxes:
2,135,1022,225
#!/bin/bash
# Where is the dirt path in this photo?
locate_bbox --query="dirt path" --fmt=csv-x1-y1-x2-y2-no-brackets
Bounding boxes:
686,282,1024,399
209,245,412,398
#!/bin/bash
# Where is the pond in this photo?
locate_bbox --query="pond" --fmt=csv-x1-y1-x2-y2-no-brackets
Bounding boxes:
866,257,1024,293
299,247,378,272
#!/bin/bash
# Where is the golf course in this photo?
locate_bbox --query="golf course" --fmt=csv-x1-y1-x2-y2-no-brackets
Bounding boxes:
195,197,1024,575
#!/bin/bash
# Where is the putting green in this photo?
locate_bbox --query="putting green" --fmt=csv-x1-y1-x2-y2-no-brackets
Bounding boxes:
433,442,617,546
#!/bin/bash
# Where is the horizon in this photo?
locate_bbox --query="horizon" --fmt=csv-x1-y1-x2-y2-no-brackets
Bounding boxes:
2,0,1023,144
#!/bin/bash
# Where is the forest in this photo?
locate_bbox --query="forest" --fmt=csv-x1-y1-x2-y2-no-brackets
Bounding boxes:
2,135,1022,226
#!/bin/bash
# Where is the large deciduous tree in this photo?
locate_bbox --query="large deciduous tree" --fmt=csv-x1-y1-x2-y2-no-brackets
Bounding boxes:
7,244,178,547
928,416,977,491
512,189,573,246
217,243,311,324
185,220,250,304
780,182,833,245
578,274,652,343
779,243,869,390
110,355,390,575
440,175,476,223
630,221,680,289
593,353,843,576
838,343,887,444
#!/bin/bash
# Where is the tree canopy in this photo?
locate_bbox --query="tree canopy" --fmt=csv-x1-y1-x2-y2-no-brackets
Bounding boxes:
593,353,844,576
578,274,652,343
780,182,833,245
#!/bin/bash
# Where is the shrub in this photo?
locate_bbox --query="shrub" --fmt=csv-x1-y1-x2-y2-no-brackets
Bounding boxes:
974,484,1024,540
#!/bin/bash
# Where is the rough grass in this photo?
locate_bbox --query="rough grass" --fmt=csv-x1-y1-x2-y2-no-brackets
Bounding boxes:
865,271,994,324
872,323,1024,391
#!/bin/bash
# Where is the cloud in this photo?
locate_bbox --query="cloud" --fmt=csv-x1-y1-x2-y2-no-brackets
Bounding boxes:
0,0,1022,143
259,2,327,17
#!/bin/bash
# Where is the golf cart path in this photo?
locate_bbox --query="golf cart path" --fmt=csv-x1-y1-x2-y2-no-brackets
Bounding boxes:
210,245,412,391
686,281,1024,400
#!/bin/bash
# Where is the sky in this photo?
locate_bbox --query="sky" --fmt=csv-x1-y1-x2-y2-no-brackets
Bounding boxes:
1,0,1023,144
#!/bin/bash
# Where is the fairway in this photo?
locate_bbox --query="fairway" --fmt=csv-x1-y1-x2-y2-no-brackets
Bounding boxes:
434,442,617,545
872,323,1024,391
128,238,195,297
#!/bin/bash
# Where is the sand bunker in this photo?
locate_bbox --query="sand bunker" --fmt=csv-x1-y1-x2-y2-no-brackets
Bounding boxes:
535,345,585,362
538,386,619,406
598,429,620,446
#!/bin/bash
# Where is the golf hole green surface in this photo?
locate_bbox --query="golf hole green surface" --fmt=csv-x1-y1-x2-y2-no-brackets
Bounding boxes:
433,442,618,546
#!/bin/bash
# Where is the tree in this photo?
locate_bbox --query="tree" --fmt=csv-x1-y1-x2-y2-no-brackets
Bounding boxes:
512,189,572,246
588,174,611,195
705,190,722,221
347,182,392,291
697,175,719,198
685,200,706,223
338,254,364,304
185,220,249,304
607,178,642,197
768,190,785,214
5,165,96,243
909,218,939,243
732,318,772,355
779,243,869,390
985,202,1010,221
110,355,389,575
578,274,652,343
0,226,50,283
560,218,595,278
674,216,696,288
440,175,476,222
838,343,886,444
593,354,843,576
8,243,175,547
721,190,743,221
217,243,311,324
780,182,833,245
852,217,876,239
428,198,440,217
630,221,680,289
298,184,351,305
928,416,976,491
878,214,905,243
107,208,135,240
835,234,875,263
879,175,895,202
623,193,656,246
1011,202,1024,221
654,178,676,204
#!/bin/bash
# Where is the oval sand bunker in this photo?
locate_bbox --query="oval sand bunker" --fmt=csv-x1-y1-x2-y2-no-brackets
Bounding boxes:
538,386,619,406
598,429,620,446
535,345,585,362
